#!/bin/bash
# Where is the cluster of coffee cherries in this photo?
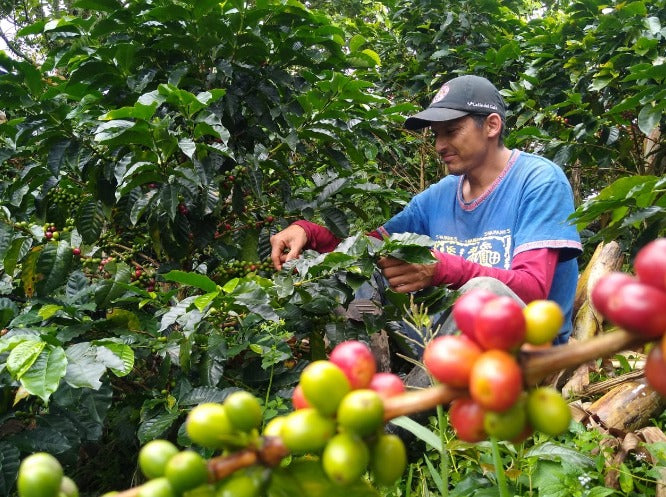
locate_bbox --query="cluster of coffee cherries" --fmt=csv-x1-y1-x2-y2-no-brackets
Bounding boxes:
131,266,158,292
16,452,78,497
214,215,276,240
120,391,270,497
42,223,62,241
424,292,571,443
47,187,82,210
265,341,407,487
215,257,275,280
13,220,74,242
220,165,247,191
590,238,666,396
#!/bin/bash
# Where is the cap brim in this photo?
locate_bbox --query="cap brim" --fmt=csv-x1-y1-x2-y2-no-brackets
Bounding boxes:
404,108,470,130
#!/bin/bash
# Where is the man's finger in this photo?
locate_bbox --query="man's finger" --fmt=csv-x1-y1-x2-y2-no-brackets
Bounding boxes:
378,256,407,269
270,239,286,270
284,248,300,263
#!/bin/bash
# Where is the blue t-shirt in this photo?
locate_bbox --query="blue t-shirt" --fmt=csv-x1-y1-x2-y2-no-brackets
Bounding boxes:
381,150,582,342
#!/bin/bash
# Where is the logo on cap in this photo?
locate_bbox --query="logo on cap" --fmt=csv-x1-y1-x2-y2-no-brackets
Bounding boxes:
432,84,450,104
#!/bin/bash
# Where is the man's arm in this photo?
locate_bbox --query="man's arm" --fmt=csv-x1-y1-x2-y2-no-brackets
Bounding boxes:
269,220,342,270
380,248,559,303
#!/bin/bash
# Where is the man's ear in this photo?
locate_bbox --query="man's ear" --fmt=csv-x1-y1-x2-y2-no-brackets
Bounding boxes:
485,113,503,138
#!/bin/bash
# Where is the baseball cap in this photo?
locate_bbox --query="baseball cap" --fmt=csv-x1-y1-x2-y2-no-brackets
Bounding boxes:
404,75,506,130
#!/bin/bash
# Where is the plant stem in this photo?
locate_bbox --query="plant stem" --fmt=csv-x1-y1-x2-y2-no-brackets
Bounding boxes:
490,437,510,497
436,404,449,497
263,365,275,427
383,384,466,420
520,328,645,385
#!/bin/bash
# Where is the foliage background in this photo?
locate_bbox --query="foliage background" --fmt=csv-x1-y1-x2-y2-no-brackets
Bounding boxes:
0,0,665,495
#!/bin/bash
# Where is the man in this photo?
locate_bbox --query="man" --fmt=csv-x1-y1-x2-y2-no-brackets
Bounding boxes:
270,75,582,345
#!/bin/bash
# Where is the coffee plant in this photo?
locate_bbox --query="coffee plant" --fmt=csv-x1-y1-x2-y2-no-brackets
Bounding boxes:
12,240,666,495
1,0,666,495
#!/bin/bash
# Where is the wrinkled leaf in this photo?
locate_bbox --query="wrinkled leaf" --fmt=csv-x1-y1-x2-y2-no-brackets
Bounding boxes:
20,346,68,403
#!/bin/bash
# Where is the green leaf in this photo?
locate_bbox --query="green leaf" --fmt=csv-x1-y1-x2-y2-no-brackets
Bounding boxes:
20,346,68,403
35,241,74,296
524,442,595,467
77,198,105,244
376,233,436,263
16,19,47,36
178,387,238,406
389,416,442,452
38,305,63,322
387,245,436,264
157,84,218,118
95,341,135,377
137,410,181,444
52,383,112,441
423,456,445,495
0,442,20,496
7,340,46,378
321,206,349,239
231,283,279,321
274,274,295,299
618,462,634,493
586,487,616,497
129,190,158,225
240,228,260,263
193,0,221,18
0,297,18,328
6,426,72,455
20,247,42,297
194,291,220,311
360,49,381,66
179,138,196,159
94,119,136,142
100,102,159,121
73,0,123,11
105,308,142,331
349,34,366,52
637,102,662,135
387,232,434,246
163,270,218,293
316,177,348,203
3,236,31,276
64,342,106,389
47,140,70,176
157,295,188,329
94,263,132,307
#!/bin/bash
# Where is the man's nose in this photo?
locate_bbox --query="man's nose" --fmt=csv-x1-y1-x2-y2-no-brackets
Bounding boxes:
435,136,448,153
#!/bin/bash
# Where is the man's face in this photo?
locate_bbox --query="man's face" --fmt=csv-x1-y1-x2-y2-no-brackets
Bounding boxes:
430,116,489,176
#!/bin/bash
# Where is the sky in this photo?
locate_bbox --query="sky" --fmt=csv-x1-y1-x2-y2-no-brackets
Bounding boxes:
0,18,15,55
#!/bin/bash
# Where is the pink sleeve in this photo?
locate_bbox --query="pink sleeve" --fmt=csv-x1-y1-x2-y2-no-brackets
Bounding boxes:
431,248,559,303
368,229,383,240
291,222,385,253
292,220,341,253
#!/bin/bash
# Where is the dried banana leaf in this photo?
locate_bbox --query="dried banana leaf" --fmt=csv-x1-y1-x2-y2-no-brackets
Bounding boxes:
573,241,624,316
572,300,603,341
580,370,645,398
572,242,624,341
587,379,665,432
561,362,593,398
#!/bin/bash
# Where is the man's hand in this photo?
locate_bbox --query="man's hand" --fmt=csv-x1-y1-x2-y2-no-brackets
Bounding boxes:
270,224,308,270
378,256,436,293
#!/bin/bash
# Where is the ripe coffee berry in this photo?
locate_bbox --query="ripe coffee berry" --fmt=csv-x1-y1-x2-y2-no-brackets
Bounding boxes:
329,340,376,389
469,349,523,412
474,296,526,351
423,335,481,388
